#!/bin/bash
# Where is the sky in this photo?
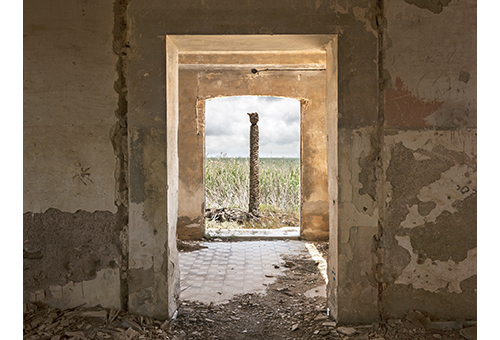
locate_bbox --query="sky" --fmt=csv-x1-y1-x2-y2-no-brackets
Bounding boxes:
205,96,300,158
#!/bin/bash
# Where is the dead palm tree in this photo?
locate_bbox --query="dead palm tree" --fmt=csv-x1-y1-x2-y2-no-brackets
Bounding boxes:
248,112,260,216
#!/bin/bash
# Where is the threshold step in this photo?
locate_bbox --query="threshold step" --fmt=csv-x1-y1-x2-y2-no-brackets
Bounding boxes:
206,227,300,240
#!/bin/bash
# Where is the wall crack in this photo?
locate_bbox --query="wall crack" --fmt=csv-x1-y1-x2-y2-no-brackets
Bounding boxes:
111,0,131,312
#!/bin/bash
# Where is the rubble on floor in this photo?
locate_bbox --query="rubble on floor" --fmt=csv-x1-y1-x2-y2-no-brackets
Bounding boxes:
23,303,172,340
23,241,475,340
23,301,476,340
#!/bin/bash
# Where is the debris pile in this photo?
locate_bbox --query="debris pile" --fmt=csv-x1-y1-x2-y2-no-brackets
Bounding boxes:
204,207,299,229
205,207,258,224
23,304,174,340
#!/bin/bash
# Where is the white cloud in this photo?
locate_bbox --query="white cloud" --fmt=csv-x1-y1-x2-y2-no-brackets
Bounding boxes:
205,96,300,158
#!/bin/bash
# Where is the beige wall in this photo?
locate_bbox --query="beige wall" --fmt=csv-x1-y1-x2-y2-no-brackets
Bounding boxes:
23,0,117,214
23,0,125,310
177,66,329,241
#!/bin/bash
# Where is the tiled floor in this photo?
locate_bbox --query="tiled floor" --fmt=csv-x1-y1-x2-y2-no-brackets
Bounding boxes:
206,227,300,240
179,240,311,304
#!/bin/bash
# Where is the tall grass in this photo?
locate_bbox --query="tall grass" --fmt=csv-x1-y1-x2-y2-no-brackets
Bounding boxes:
205,156,300,215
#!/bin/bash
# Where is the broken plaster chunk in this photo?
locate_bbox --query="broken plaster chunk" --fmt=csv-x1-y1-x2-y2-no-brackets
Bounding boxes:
354,334,369,340
30,290,46,302
314,314,328,321
337,326,357,336
406,309,428,328
65,331,86,339
124,327,139,337
122,318,142,332
322,321,337,327
413,152,431,161
427,321,459,330
80,310,108,320
49,286,63,299
460,326,477,340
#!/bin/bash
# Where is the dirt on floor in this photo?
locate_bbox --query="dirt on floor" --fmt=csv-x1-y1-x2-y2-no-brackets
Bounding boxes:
23,241,474,340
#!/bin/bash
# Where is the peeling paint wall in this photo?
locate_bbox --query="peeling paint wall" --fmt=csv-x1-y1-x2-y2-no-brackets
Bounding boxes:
23,209,122,309
384,0,476,129
380,0,477,320
381,130,477,320
23,0,126,310
23,0,476,324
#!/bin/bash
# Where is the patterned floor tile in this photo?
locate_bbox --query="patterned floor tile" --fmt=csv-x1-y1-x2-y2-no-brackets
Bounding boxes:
179,240,312,304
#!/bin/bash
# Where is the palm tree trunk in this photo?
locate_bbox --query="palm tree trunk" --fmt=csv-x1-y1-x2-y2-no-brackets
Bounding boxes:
248,112,260,216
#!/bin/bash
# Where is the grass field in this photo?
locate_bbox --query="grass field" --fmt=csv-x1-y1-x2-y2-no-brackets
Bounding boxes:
205,156,300,229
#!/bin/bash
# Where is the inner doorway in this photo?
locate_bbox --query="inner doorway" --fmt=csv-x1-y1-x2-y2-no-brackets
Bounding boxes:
204,96,301,237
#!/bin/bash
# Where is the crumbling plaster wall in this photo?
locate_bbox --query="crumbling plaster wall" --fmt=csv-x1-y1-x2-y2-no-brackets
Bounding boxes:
380,0,477,320
177,68,329,241
22,0,477,324
23,0,127,310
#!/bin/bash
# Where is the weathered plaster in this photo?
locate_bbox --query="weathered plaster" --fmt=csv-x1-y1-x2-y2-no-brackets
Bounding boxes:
23,0,117,214
400,164,476,229
36,268,121,310
384,0,476,128
338,128,379,245
332,127,380,323
395,235,476,293
337,225,379,322
23,0,476,325
382,129,477,319
404,0,452,14
23,209,122,308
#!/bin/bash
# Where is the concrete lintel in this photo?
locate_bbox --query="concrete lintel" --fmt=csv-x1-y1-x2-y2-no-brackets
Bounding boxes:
179,64,326,70
169,35,336,53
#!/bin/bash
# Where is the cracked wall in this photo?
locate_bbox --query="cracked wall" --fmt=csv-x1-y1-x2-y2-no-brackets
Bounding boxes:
380,0,477,320
23,0,476,324
23,0,127,310
381,130,477,320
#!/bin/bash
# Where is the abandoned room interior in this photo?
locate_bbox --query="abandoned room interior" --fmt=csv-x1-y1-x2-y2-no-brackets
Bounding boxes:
23,0,477,339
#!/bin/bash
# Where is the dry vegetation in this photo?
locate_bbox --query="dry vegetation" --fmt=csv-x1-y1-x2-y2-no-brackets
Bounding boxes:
205,157,300,229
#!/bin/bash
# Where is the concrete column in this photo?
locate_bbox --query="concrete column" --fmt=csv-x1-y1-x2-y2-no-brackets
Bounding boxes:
127,34,180,319
325,37,339,322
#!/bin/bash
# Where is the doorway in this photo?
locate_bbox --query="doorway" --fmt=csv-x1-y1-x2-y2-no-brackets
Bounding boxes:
127,34,338,320
204,95,301,236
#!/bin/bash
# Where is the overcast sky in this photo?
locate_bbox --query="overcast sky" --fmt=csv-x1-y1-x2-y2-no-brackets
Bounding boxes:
205,96,300,158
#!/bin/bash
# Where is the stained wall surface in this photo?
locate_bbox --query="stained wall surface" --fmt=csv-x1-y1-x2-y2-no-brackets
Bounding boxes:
23,0,128,310
177,67,329,241
380,0,477,320
23,0,476,324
